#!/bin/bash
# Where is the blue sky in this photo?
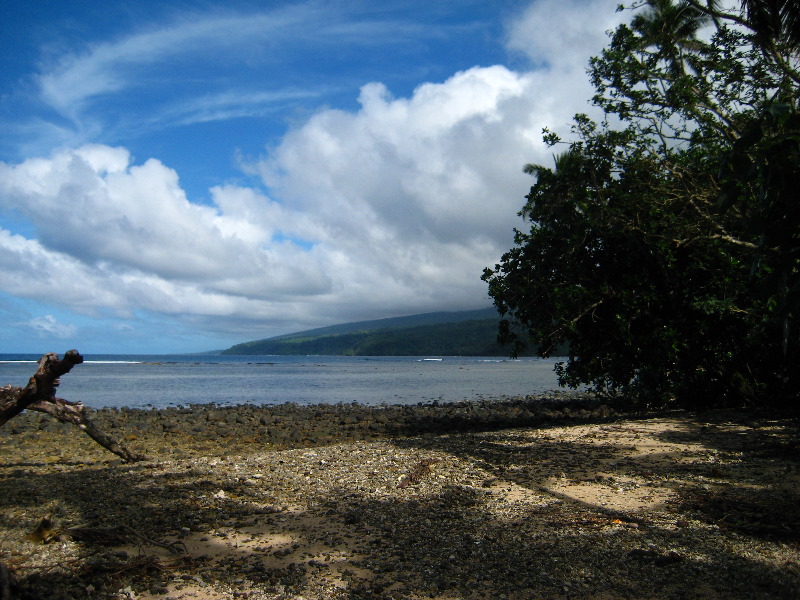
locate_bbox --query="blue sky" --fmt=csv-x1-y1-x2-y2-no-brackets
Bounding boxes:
0,0,624,354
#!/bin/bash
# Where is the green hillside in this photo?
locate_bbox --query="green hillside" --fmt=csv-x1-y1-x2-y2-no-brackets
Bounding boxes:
222,308,533,356
264,307,498,340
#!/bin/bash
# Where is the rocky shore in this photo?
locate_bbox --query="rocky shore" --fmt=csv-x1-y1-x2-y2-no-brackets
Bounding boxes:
2,391,612,459
1,394,799,599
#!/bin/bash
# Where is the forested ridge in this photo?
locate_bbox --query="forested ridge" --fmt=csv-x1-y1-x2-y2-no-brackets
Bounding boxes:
222,308,557,356
224,319,507,356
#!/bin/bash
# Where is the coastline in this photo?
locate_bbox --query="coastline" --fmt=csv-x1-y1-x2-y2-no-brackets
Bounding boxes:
2,391,608,459
1,395,799,599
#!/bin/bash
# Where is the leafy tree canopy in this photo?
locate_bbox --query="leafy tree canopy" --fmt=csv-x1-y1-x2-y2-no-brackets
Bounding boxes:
483,0,799,408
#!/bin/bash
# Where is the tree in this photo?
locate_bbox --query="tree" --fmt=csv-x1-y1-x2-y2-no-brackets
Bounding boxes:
695,0,800,50
631,0,711,76
0,351,143,461
484,0,799,408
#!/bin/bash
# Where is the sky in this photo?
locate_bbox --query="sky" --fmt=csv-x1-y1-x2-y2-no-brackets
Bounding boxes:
0,0,626,355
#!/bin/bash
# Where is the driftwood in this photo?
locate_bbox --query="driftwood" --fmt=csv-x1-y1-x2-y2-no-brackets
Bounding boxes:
0,350,143,462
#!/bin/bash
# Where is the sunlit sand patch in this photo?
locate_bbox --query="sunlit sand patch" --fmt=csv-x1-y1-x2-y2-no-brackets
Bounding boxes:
541,474,675,513
464,418,734,516
481,479,555,505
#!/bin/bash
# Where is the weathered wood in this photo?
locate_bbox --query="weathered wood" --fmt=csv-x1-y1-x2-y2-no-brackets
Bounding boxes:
26,397,144,462
0,350,144,462
0,350,83,427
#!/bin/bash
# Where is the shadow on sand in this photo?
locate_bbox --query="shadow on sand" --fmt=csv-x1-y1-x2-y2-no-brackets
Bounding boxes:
0,409,798,599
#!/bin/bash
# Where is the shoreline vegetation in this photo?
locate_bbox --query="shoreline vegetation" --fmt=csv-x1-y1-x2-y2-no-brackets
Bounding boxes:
1,393,799,599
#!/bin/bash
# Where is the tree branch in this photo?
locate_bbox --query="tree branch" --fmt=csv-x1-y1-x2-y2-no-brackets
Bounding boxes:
0,351,144,462
27,397,145,462
0,350,84,426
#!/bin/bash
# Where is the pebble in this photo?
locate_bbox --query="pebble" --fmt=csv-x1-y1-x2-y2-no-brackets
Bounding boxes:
1,391,614,459
2,397,798,600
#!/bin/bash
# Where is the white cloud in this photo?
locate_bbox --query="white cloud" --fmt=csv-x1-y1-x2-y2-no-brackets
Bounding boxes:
0,145,330,294
0,229,127,313
253,55,615,320
255,68,541,308
3,55,559,328
29,314,78,339
0,0,629,346
37,9,305,119
152,89,327,128
506,0,624,72
34,3,448,128
0,225,325,326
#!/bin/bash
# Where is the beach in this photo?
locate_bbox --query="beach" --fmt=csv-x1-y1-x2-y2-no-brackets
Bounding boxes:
1,395,799,599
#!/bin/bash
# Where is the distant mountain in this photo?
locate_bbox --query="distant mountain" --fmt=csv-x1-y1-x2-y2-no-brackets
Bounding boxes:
222,307,528,356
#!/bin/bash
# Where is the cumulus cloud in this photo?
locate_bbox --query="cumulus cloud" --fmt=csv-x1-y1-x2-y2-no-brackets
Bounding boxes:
506,0,625,72
2,60,569,329
0,145,330,292
0,0,627,346
252,2,624,321
256,65,548,318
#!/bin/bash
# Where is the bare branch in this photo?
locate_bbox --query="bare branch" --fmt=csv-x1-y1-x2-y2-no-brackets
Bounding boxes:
0,351,144,462
27,397,145,462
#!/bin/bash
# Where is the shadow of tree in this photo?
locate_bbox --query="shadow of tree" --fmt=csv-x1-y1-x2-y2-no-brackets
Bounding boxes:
1,463,293,598
652,412,800,542
1,412,799,599
325,481,797,599
385,415,800,599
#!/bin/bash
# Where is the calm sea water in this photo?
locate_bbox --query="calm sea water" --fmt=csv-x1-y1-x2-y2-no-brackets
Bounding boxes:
0,354,565,410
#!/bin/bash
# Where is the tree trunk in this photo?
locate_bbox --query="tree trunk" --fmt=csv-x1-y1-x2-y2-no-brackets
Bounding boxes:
0,350,144,462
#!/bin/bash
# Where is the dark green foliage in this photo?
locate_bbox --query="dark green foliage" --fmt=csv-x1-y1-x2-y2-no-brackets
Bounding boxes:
484,1,799,408
739,0,800,49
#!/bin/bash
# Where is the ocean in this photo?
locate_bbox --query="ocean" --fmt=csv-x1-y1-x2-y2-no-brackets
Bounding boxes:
0,354,565,410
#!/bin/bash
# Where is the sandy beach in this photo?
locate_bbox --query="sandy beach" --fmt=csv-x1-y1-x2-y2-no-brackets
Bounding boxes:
1,397,799,599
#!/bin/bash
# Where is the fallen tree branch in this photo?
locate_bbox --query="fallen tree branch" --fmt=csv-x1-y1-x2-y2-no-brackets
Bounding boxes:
0,350,144,462
0,350,84,426
27,397,144,462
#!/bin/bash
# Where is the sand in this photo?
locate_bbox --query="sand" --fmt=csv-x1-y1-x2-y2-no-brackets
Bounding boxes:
1,399,799,599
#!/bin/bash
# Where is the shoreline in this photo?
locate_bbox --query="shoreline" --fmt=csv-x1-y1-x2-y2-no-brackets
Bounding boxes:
1,395,799,599
2,391,612,459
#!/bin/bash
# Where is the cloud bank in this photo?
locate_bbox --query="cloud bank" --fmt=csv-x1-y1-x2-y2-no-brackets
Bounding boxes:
0,0,625,351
